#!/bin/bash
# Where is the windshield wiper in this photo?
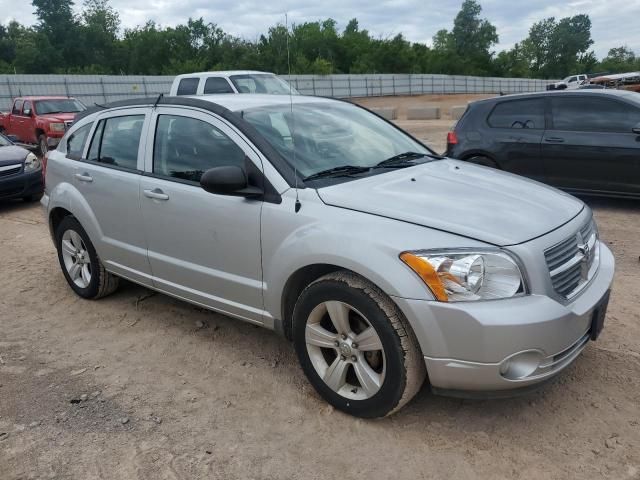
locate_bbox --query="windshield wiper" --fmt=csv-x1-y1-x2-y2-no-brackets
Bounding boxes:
375,151,444,168
303,165,371,181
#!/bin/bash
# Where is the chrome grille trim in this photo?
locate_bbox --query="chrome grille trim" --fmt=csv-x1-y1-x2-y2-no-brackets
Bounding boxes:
544,218,599,300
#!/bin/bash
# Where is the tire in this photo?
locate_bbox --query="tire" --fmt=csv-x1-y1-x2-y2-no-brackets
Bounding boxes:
23,193,43,203
55,216,119,299
38,134,48,156
467,156,498,169
292,271,426,418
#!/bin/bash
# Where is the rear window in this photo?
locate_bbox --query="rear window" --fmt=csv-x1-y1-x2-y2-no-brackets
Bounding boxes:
66,123,93,160
203,77,234,94
87,115,144,170
12,100,23,115
176,78,199,96
488,99,545,130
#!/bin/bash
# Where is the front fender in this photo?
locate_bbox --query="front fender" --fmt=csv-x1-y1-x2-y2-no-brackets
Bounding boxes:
261,189,487,321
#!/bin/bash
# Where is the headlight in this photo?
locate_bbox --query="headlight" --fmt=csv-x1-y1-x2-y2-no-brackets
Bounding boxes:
400,249,526,302
49,122,65,132
24,152,42,172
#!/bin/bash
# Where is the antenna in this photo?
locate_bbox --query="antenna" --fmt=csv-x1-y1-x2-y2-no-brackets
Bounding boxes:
286,13,301,213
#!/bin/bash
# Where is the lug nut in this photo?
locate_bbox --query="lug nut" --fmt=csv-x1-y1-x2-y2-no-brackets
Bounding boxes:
352,343,358,349
334,340,340,347
351,355,357,362
340,355,346,361
341,334,347,340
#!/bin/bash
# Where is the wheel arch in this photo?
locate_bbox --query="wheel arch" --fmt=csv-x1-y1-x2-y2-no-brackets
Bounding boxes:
49,206,74,244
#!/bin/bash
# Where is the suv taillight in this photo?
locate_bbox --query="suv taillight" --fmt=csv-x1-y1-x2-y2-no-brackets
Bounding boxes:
447,131,458,145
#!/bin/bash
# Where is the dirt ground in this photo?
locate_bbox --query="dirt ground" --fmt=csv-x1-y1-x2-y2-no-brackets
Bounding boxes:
1,106,640,479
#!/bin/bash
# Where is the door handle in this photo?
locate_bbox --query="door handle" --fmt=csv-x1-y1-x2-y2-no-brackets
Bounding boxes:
143,188,169,201
74,173,93,182
545,137,565,143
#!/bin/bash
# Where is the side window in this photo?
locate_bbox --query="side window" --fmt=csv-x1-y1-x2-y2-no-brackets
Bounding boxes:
12,100,23,115
488,99,545,129
203,77,234,94
23,101,32,115
176,78,199,96
551,97,640,133
66,123,93,160
568,76,577,84
87,115,144,170
153,115,245,183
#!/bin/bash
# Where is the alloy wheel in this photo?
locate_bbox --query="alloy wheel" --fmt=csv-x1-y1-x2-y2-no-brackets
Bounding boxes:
305,301,386,400
60,229,92,288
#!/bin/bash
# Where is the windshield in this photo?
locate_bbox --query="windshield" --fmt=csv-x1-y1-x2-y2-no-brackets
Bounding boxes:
0,133,11,146
242,102,432,178
230,74,297,95
35,99,85,115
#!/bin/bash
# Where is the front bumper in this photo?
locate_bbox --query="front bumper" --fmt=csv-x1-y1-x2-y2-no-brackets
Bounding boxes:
0,168,44,200
394,243,615,393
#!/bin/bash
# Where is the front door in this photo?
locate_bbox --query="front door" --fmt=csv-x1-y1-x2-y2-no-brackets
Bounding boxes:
73,108,153,285
543,95,640,195
140,107,264,324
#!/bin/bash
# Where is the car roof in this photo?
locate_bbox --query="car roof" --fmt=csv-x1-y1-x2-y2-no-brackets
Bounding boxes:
173,71,276,79
15,96,76,101
472,89,640,106
183,93,335,111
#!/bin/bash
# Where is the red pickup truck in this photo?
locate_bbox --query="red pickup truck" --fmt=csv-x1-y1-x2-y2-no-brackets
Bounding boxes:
0,96,86,154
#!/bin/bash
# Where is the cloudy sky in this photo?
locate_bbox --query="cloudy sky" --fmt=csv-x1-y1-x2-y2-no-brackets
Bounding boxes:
1,0,639,59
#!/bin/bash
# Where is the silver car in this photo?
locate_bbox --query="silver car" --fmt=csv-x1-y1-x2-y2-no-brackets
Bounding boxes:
42,94,615,417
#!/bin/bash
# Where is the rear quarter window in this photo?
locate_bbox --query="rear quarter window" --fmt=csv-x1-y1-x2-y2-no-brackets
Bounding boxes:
203,77,234,94
66,123,93,160
176,78,199,96
487,99,545,130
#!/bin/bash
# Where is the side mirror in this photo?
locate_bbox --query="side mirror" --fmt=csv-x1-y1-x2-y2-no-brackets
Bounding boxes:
23,108,31,116
633,123,640,135
200,165,263,198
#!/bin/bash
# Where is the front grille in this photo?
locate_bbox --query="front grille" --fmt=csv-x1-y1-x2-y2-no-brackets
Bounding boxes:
544,218,598,299
0,164,22,178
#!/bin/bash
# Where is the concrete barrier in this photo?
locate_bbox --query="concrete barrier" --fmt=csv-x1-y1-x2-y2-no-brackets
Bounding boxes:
451,105,467,120
406,105,441,120
369,107,397,120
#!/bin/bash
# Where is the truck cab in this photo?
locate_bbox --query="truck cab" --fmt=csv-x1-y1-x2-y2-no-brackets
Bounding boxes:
0,96,86,154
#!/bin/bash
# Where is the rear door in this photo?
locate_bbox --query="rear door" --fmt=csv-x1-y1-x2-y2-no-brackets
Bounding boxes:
74,108,153,285
542,95,640,195
485,97,546,181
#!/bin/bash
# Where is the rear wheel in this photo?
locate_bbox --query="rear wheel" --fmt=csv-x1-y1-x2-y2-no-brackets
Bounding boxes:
55,216,119,299
292,271,426,418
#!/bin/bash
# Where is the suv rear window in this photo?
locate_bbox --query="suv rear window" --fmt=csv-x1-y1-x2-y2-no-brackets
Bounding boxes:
203,77,234,94
176,78,199,96
488,99,545,130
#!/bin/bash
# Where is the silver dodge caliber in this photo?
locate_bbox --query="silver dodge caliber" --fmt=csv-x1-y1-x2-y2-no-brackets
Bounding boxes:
43,94,615,417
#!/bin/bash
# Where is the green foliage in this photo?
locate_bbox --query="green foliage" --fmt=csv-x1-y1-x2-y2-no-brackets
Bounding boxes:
0,0,631,79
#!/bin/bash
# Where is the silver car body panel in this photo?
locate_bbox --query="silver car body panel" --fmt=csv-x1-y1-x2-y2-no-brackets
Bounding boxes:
44,94,616,394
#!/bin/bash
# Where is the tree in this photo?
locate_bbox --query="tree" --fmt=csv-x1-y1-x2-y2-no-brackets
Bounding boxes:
31,0,80,69
600,46,638,73
431,0,498,75
520,15,594,78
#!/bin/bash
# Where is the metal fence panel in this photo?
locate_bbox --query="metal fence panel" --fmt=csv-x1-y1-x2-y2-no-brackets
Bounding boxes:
0,74,557,111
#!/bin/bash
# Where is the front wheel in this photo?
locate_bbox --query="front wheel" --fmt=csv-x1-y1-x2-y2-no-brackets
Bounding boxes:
293,271,426,418
38,134,48,156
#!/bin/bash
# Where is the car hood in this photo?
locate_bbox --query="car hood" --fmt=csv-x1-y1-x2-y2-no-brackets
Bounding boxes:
315,159,584,246
38,112,77,122
0,145,29,164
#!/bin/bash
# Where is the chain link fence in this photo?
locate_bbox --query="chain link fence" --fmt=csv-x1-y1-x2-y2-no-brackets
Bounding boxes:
0,74,556,111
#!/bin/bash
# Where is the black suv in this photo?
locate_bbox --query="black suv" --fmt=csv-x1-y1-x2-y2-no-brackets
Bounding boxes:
446,90,640,198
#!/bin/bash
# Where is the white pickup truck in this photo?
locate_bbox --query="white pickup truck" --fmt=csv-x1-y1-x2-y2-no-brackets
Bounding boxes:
548,74,588,90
